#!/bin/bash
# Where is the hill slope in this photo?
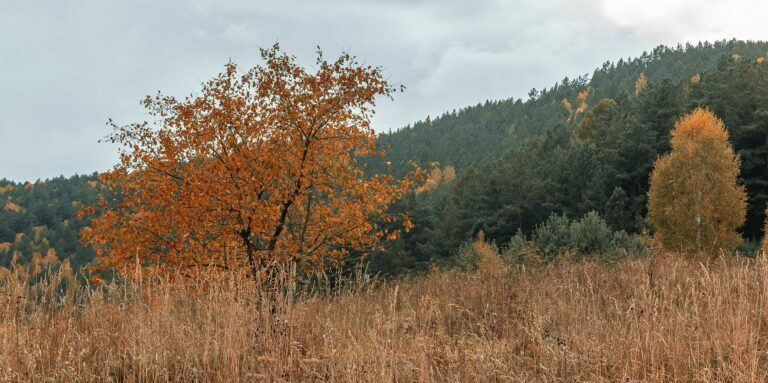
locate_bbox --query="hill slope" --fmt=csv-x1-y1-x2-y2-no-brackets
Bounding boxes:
371,39,768,273
371,39,768,177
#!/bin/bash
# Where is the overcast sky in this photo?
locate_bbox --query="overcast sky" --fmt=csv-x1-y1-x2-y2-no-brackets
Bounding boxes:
2,0,768,181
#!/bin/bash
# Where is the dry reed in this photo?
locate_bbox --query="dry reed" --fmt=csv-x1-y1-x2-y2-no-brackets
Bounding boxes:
3,252,768,382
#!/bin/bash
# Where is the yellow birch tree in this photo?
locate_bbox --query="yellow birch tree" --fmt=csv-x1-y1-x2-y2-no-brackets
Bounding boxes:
648,108,746,254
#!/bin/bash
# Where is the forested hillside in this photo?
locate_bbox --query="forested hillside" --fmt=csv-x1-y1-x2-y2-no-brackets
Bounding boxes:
370,39,768,177
0,175,98,273
370,39,768,273
5,39,768,275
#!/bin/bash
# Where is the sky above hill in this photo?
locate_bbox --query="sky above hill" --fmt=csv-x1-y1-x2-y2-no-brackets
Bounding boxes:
2,0,767,181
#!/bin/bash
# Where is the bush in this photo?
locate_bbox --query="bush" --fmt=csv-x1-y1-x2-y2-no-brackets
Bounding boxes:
529,211,647,261
451,213,647,269
735,238,761,258
609,230,648,259
531,213,572,260
569,211,616,257
450,233,503,273
450,242,481,271
501,229,530,263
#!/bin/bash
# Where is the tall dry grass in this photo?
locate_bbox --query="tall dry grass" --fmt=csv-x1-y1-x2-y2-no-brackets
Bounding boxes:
3,252,768,382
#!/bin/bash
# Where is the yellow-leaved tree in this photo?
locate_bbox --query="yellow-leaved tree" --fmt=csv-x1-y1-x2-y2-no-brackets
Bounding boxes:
634,72,647,95
648,108,746,254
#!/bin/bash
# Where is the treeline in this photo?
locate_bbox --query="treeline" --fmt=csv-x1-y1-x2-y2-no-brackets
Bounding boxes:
370,39,768,274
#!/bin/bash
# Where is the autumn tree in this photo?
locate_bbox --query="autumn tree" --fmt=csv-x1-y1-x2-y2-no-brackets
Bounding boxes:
442,165,456,183
415,164,456,194
562,88,590,122
634,72,647,95
647,108,746,254
83,45,419,278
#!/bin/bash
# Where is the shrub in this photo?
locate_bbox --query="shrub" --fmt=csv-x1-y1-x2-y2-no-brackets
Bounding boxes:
450,242,481,271
736,238,761,258
529,211,647,261
610,230,648,258
501,229,530,263
450,232,503,274
531,213,572,260
569,211,616,257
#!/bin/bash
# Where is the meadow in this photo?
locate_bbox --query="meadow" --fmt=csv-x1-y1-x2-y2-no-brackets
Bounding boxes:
3,248,768,382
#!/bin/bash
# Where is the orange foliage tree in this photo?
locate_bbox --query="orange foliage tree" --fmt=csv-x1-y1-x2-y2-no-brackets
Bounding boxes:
561,88,590,123
82,45,420,278
648,108,746,254
415,164,456,194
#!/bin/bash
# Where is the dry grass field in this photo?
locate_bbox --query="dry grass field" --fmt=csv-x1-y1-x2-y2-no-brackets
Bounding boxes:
3,251,768,382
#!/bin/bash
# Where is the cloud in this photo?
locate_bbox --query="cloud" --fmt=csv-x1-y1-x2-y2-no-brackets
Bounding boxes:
599,0,768,44
0,0,762,181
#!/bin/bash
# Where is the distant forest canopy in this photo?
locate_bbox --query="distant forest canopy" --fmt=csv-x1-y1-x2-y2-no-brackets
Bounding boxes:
4,39,768,275
0,174,98,272
369,39,768,178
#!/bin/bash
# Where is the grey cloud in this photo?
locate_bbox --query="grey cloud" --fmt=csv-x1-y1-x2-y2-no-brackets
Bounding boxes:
0,0,734,181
